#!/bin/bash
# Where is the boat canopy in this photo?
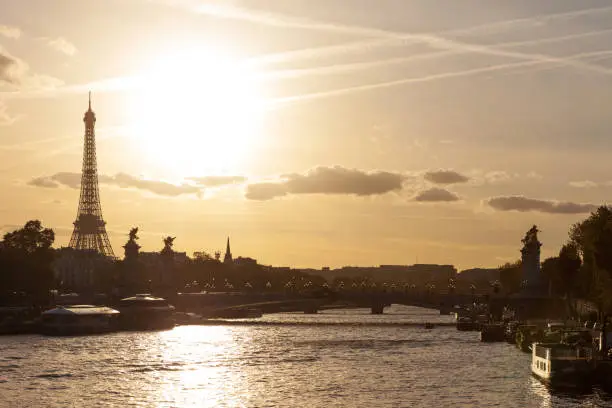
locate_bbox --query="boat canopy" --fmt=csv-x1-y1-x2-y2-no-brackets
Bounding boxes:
42,305,120,315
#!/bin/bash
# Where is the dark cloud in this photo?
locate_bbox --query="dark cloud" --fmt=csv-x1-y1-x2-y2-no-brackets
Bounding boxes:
245,166,405,200
413,187,460,202
0,52,19,84
424,170,470,184
486,196,597,214
111,173,200,196
188,175,247,187
245,182,288,200
51,172,82,188
28,172,201,197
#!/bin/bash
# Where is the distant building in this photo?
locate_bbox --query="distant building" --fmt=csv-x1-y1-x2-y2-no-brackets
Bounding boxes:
457,268,500,283
53,247,113,291
139,251,189,286
234,257,257,267
138,251,190,267
307,264,457,284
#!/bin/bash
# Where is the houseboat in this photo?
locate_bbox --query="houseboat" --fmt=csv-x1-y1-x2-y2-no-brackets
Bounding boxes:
456,317,479,331
40,305,120,336
116,294,175,330
531,341,595,389
516,324,541,352
480,323,505,342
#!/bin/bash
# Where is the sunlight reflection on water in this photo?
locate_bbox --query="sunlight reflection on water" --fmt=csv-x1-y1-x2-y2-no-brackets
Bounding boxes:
0,306,610,407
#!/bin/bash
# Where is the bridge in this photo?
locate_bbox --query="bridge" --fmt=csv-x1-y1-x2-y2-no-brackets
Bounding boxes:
173,291,486,317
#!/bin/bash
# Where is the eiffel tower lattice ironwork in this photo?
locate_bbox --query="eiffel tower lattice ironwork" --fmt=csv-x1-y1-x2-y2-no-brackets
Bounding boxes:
68,92,115,257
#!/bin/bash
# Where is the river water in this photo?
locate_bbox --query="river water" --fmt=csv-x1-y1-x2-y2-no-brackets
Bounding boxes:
1,305,611,407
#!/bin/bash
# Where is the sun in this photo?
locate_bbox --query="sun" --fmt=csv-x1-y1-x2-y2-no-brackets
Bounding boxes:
127,48,265,177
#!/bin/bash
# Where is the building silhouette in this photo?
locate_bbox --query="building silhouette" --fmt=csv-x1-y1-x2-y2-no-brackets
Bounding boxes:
223,237,233,265
68,93,114,257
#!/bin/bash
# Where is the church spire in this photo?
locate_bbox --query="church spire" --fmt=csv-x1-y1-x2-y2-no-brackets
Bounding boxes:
223,236,233,265
88,91,91,111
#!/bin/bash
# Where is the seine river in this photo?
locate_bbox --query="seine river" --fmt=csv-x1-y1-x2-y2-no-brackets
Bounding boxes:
1,305,611,407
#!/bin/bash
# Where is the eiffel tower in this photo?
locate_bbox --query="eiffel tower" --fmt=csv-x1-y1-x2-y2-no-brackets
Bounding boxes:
68,92,115,257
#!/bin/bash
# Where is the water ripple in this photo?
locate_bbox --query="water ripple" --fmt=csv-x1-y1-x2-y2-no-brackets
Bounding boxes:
0,305,608,407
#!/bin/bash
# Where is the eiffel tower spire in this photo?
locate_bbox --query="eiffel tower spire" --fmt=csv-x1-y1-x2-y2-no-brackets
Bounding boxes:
68,93,115,257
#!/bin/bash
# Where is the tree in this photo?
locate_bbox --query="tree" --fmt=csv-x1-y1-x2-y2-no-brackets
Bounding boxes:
570,206,612,312
0,220,55,304
499,261,522,294
2,220,54,253
557,243,582,296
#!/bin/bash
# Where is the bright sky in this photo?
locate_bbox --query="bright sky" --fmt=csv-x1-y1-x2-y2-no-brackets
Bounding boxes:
1,0,611,270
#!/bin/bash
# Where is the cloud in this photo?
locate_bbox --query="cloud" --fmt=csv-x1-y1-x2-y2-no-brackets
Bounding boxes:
483,171,513,184
29,176,60,188
44,37,77,56
569,180,599,188
486,196,597,214
245,182,288,200
51,172,82,188
28,172,201,197
0,51,20,84
111,173,200,196
526,171,543,180
0,47,62,89
28,172,81,188
245,166,405,200
424,170,469,184
0,25,21,39
413,187,460,202
188,175,247,187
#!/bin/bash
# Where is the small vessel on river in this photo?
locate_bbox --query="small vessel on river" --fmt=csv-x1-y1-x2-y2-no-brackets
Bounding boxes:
480,323,505,342
456,317,480,331
531,341,594,389
40,305,120,336
117,294,175,330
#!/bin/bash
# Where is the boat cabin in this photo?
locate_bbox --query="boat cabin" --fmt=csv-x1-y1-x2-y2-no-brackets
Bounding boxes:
41,305,120,335
117,294,175,330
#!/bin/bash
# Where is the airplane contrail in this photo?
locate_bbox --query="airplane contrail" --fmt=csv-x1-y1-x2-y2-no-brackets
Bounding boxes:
249,4,612,66
262,28,612,80
496,49,612,78
6,3,612,100
195,3,612,76
266,49,612,108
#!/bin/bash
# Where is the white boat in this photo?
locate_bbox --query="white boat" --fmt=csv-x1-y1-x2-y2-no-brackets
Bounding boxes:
40,305,120,336
117,294,175,330
531,342,594,388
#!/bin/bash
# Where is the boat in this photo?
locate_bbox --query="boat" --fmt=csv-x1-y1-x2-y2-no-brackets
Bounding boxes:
116,294,175,330
531,342,595,389
516,324,541,352
504,321,519,344
480,323,505,342
40,305,120,336
456,317,479,331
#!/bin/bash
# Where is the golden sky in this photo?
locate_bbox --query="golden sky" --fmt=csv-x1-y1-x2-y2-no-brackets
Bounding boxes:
1,0,612,270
